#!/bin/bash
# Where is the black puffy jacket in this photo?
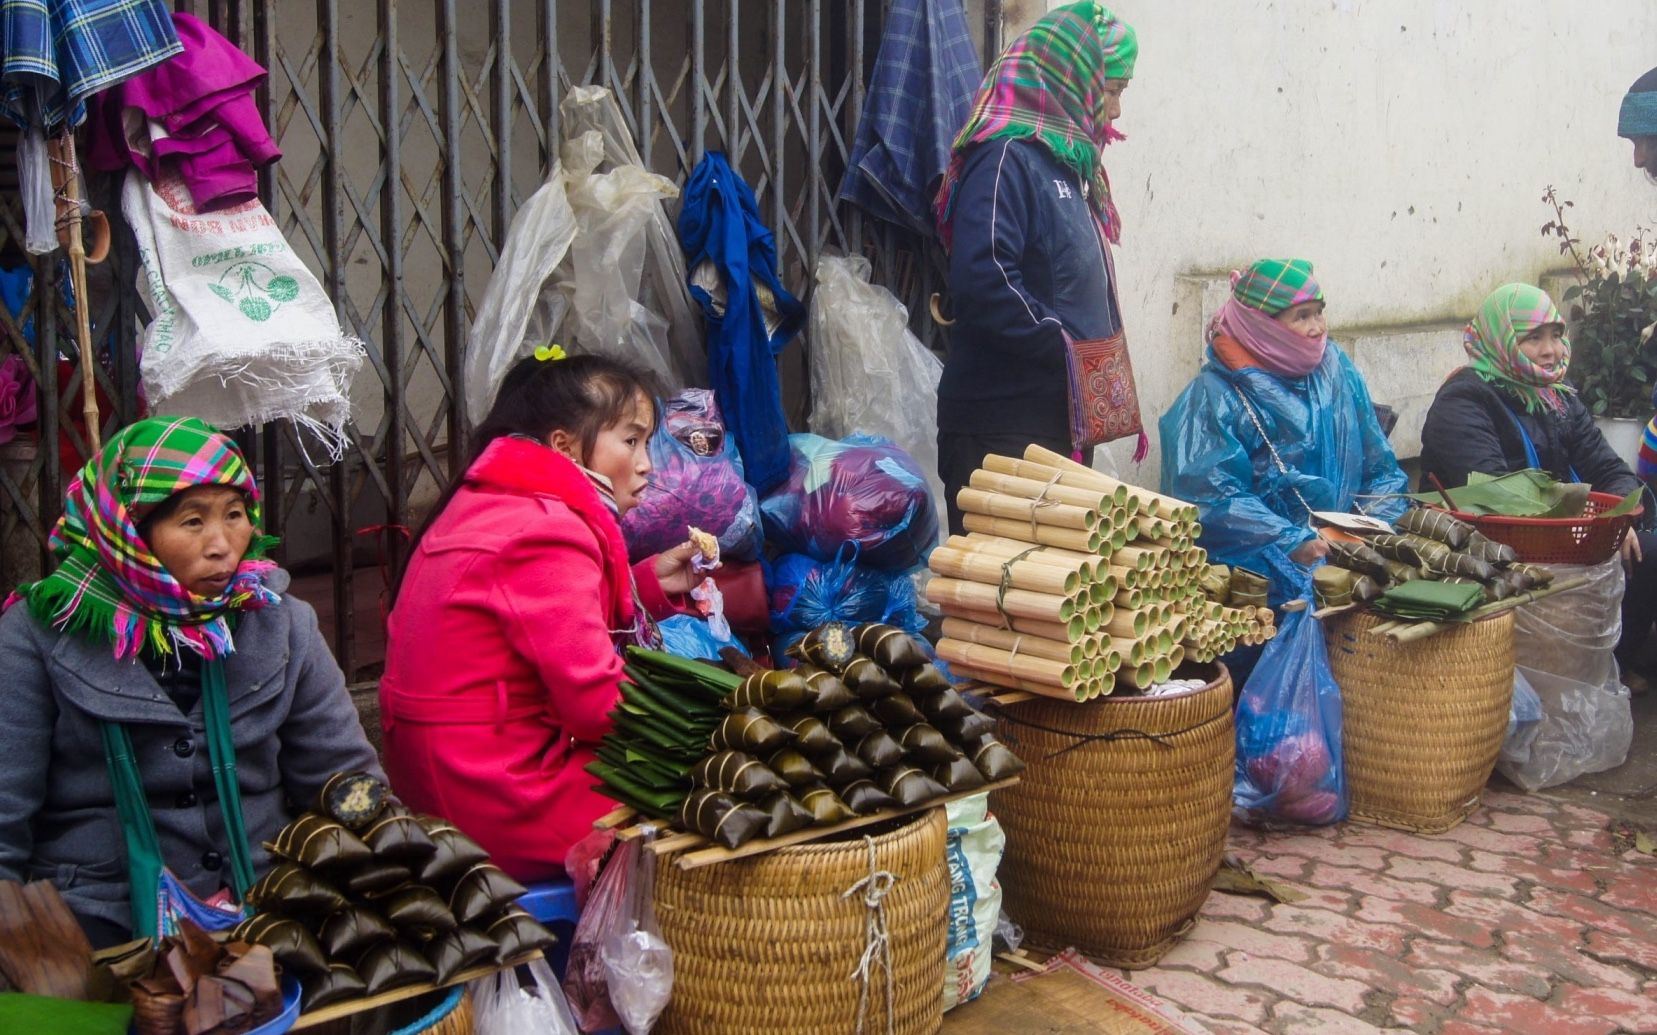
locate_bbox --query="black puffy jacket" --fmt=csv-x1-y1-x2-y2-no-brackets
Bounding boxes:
1417,367,1640,496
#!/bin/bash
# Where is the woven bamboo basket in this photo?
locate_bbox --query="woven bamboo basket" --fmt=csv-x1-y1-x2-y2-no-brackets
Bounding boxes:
1323,609,1514,834
654,808,948,1034
990,664,1234,969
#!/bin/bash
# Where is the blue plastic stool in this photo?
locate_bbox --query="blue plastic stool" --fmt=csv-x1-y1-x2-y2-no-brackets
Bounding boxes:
517,878,580,979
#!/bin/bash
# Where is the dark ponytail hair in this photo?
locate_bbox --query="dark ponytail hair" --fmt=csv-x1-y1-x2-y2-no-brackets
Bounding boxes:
394,352,657,601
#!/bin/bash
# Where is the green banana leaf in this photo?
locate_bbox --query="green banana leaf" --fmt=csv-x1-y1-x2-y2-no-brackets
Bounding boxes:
594,745,683,790
585,762,682,818
610,710,707,756
1603,487,1646,519
1406,468,1588,517
625,646,743,694
621,674,722,722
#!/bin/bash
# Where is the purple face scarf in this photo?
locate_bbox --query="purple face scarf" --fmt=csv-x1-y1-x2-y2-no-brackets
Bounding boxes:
1208,298,1328,378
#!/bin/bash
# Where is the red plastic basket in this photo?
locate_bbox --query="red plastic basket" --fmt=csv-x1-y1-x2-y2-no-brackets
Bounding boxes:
1428,492,1643,566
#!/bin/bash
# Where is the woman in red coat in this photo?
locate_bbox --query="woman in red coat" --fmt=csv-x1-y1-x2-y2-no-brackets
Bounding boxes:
380,353,696,880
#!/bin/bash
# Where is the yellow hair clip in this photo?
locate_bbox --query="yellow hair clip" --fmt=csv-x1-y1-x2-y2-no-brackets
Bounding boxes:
533,344,567,362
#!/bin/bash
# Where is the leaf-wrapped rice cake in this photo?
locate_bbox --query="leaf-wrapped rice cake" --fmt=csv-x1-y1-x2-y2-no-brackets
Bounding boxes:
756,791,815,836
870,693,923,727
900,662,951,694
811,744,874,785
709,707,796,754
1364,534,1429,568
691,750,789,799
318,906,396,958
723,669,813,712
1427,551,1497,581
893,723,962,763
486,908,558,960
851,623,928,670
361,813,439,864
354,941,437,995
413,819,490,885
1508,561,1553,587
1382,560,1422,585
1464,530,1519,566
1351,575,1385,604
317,771,389,830
778,714,840,753
678,789,769,849
379,885,457,938
962,734,1025,781
929,756,987,793
841,656,901,699
267,813,373,873
933,709,996,743
853,730,905,769
764,749,826,788
1396,507,1474,548
1438,575,1491,603
341,859,413,896
424,926,499,984
912,687,971,721
828,704,881,740
798,783,856,825
1326,539,1389,581
798,666,856,711
798,622,858,671
838,779,897,815
300,963,368,1011
880,766,948,806
448,864,529,926
229,914,328,975
246,863,346,914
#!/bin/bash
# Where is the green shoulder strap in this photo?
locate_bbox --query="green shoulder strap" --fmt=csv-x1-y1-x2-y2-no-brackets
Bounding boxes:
201,658,258,899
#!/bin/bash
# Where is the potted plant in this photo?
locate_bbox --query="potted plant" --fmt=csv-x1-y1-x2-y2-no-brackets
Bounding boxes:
1541,188,1657,462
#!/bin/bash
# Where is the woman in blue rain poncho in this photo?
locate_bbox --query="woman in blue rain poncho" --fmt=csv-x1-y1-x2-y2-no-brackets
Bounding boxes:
1160,259,1408,601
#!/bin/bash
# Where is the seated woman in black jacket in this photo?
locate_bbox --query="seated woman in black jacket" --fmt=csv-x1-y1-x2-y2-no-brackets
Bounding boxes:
1419,283,1655,676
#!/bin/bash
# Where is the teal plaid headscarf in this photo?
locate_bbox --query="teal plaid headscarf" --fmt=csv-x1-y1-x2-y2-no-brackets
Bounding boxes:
1618,66,1657,139
1463,284,1573,415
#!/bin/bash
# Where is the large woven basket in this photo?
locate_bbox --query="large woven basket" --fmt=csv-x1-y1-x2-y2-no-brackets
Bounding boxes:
654,808,948,1034
1324,609,1514,834
990,664,1234,969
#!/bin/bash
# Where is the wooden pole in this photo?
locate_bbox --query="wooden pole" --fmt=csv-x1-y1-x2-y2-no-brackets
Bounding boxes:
59,133,99,453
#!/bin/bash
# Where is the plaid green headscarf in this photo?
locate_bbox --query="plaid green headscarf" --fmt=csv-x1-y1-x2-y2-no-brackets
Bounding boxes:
7,417,280,659
1463,284,1573,415
1232,259,1324,315
935,2,1137,249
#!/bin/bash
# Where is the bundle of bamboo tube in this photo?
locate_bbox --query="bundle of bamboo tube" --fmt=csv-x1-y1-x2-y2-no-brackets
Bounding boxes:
928,444,1274,702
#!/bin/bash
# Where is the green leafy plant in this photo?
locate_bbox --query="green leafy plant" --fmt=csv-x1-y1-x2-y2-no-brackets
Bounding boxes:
1541,187,1657,418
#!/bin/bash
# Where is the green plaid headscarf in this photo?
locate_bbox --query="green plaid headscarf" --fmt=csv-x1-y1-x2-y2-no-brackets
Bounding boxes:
1463,283,1573,415
1231,259,1324,315
935,2,1137,249
7,417,280,659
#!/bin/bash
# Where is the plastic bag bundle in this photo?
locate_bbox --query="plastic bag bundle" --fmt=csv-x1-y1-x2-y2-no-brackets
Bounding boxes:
599,831,674,1034
942,793,1005,1012
1233,594,1349,826
808,256,945,519
760,434,939,571
472,956,580,1035
766,547,926,660
1497,557,1634,791
657,613,751,662
622,389,763,562
1500,669,1544,772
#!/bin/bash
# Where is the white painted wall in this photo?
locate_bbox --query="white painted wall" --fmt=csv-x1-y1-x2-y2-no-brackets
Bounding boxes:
1017,0,1657,474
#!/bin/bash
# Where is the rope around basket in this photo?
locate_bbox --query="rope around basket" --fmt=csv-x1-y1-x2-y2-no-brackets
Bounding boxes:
841,835,898,1035
993,704,1231,760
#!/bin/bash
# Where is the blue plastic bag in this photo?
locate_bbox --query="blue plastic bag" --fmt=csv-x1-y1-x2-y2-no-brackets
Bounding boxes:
1233,559,1348,827
657,613,750,662
759,433,938,571
766,545,925,661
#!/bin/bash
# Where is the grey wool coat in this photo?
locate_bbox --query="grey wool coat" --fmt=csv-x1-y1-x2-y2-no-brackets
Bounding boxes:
0,569,383,943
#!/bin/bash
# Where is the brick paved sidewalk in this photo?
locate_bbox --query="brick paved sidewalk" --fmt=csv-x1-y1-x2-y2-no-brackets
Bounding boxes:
1123,791,1657,1034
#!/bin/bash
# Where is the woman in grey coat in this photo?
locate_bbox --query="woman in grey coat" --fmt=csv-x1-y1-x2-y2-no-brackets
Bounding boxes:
0,416,381,945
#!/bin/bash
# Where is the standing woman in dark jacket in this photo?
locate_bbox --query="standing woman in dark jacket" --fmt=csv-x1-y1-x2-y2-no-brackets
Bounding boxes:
1419,283,1656,671
932,2,1142,535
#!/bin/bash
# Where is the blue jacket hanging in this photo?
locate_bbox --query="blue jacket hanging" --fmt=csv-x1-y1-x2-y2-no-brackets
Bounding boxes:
677,151,805,492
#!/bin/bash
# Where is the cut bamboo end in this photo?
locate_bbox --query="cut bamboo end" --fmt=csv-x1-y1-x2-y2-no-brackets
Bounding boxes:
1167,645,1185,670
939,617,1086,665
1103,608,1150,639
1081,606,1104,634
1099,648,1123,674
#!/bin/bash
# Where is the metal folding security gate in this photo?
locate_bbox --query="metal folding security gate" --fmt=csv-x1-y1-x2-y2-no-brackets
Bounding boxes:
0,0,1001,677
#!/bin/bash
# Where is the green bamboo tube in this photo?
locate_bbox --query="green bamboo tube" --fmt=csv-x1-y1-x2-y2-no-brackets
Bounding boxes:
962,513,1103,553
926,577,1084,623
957,487,1100,531
950,534,1101,578
1120,516,1142,541
968,468,1114,513
1115,544,1168,570
1096,672,1116,698
1104,608,1150,639
1109,635,1147,667
936,640,1081,691
940,617,1087,665
1153,656,1173,683
944,605,1089,644
981,453,1130,508
1082,606,1104,634
1088,580,1115,607
929,545,1082,596
1099,648,1123,674
1104,528,1128,553
1114,586,1147,611
1168,645,1186,670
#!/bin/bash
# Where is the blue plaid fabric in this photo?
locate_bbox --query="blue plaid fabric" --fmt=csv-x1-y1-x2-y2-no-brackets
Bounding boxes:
838,0,981,235
1,0,182,128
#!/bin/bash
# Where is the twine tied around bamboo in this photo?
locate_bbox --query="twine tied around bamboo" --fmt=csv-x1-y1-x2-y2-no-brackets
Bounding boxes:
994,706,1231,760
995,546,1044,631
1026,471,1064,539
841,835,899,1035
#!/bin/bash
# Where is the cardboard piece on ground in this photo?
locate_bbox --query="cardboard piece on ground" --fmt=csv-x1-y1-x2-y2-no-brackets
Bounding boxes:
941,948,1208,1035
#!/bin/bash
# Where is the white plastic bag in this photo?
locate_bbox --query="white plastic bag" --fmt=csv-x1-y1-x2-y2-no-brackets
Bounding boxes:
463,162,578,423
599,829,674,1034
18,125,58,256
808,255,945,527
472,957,580,1035
942,792,1005,1012
1497,558,1635,790
560,86,703,387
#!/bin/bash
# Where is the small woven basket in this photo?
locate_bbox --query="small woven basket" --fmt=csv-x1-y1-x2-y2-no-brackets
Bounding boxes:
1324,609,1514,833
654,808,948,1034
990,664,1234,969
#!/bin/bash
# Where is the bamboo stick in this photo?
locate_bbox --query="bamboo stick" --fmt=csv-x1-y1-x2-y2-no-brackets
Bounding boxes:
1021,445,1201,522
968,469,1113,512
942,605,1086,643
1115,544,1170,570
1109,635,1149,667
929,545,1080,596
1114,586,1148,610
944,660,1079,701
962,513,1100,552
1386,575,1590,642
936,640,1079,689
940,617,1087,665
927,577,1082,623
981,454,1129,507
1104,608,1150,639
958,487,1100,531
953,535,1102,579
